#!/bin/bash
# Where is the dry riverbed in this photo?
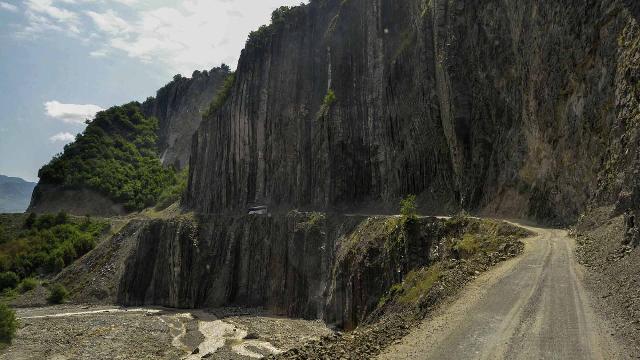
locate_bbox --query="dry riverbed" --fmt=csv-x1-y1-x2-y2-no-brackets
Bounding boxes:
1,305,331,360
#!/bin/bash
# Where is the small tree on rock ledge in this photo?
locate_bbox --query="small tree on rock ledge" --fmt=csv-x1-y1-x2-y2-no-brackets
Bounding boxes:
400,194,418,221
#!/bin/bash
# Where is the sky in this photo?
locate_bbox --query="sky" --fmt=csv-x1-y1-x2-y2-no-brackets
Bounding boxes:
0,0,304,182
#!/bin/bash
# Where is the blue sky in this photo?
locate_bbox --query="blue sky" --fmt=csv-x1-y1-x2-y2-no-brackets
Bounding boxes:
0,0,302,181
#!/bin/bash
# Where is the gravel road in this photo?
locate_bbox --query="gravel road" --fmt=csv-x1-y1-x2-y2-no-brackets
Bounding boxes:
378,223,626,360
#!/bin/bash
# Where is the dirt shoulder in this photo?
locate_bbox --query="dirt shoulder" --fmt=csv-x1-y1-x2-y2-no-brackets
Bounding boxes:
576,206,640,356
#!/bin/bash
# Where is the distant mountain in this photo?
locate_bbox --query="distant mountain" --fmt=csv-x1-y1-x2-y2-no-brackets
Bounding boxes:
0,175,35,213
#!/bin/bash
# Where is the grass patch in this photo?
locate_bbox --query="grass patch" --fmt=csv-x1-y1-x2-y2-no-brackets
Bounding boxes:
397,263,443,305
445,216,531,259
339,217,403,260
18,278,38,293
296,212,326,232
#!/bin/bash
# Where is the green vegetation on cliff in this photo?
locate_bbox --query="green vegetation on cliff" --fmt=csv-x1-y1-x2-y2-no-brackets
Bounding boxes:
37,103,177,211
0,213,108,286
205,73,236,117
246,5,307,48
155,167,189,210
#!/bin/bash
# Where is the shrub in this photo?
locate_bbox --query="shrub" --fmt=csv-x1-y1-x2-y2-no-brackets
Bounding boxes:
0,272,19,292
323,89,336,107
0,303,17,346
18,278,38,293
400,194,418,220
47,284,68,304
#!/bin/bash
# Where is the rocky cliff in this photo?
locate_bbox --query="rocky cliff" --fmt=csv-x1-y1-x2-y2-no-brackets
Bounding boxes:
185,0,640,224
142,67,230,169
55,213,521,329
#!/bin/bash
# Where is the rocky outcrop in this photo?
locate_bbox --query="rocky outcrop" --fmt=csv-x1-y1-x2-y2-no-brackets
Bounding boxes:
113,214,459,328
142,67,230,169
185,0,640,224
111,213,525,329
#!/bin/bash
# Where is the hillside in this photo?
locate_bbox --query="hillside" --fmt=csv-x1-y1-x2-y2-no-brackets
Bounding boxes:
0,175,35,214
28,67,229,215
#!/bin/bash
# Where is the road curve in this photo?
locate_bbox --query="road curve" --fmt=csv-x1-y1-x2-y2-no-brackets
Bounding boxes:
378,222,625,360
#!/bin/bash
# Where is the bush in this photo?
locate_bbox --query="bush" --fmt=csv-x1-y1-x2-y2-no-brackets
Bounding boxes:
18,278,38,293
400,194,418,220
0,272,19,292
323,89,336,107
0,303,17,346
47,284,68,304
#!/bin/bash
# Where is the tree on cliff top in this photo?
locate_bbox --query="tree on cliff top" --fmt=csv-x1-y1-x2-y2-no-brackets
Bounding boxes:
37,102,177,211
400,195,418,220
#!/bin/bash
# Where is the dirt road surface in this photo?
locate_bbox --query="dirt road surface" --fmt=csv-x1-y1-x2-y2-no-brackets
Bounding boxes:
378,223,627,360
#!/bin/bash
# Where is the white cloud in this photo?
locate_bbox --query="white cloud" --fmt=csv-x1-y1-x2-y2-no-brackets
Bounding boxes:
0,2,18,12
86,0,305,74
86,9,130,35
45,100,104,124
89,48,108,57
26,0,75,22
13,0,305,75
49,132,76,143
20,0,80,36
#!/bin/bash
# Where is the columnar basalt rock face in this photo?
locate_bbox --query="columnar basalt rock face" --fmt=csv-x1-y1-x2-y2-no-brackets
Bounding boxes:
185,0,640,224
115,214,443,327
117,214,344,316
142,67,230,170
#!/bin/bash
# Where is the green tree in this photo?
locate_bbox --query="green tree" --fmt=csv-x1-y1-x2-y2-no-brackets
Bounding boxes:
0,303,17,347
400,194,418,220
